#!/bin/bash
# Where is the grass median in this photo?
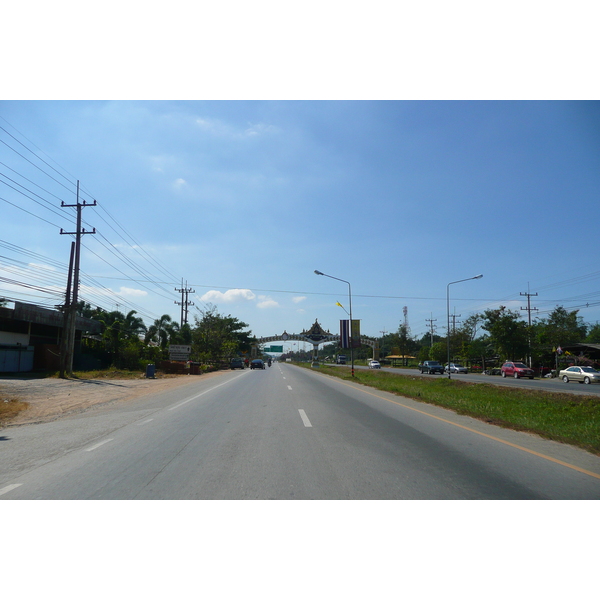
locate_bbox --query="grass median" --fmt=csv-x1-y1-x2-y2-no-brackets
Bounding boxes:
296,364,600,455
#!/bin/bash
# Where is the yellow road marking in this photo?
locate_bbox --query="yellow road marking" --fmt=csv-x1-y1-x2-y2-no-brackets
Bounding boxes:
334,378,600,481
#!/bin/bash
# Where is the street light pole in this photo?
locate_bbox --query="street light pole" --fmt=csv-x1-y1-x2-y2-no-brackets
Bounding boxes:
446,274,483,379
315,270,354,377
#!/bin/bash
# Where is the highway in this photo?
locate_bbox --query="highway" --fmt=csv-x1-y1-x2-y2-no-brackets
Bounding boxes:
1,363,600,499
358,365,600,396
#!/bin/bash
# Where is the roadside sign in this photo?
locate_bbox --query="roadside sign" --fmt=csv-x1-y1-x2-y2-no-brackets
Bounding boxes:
169,353,191,361
169,345,191,354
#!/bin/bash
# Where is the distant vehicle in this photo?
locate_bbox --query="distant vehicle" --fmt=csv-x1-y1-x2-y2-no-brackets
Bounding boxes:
250,359,265,370
559,366,600,384
419,361,444,374
501,361,534,379
337,355,347,364
445,363,468,374
230,357,245,370
368,360,381,369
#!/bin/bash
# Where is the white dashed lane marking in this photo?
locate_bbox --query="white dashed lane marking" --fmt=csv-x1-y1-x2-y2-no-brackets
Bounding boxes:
298,410,312,428
84,439,113,452
0,483,22,497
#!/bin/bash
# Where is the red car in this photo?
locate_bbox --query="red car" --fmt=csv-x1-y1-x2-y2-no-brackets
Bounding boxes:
501,361,534,379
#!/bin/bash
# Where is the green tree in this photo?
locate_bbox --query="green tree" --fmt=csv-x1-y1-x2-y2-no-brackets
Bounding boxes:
122,310,147,339
429,341,447,363
534,306,587,348
192,304,253,364
479,306,529,361
585,323,600,344
388,324,418,365
145,314,174,350
448,314,482,364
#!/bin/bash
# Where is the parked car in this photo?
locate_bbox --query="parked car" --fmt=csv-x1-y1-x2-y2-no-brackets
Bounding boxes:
445,363,468,374
368,360,381,369
419,360,444,374
250,359,265,370
230,357,245,370
559,366,600,384
501,361,534,379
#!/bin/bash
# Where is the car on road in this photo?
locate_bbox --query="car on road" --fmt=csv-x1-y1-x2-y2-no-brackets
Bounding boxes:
230,357,245,370
559,365,600,384
368,360,381,369
445,363,468,374
250,359,265,370
501,361,534,379
419,360,444,374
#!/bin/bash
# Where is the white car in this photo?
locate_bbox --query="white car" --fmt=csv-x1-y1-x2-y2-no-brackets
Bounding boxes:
559,366,600,384
445,363,468,374
368,360,381,369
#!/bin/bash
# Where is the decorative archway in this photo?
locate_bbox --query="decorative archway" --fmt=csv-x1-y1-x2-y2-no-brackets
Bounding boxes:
255,320,379,362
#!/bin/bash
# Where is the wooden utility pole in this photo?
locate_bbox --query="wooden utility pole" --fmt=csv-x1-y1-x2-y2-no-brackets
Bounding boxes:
60,181,96,376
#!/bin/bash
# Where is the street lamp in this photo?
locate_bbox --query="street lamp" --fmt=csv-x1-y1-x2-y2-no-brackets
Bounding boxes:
447,274,483,379
314,270,355,377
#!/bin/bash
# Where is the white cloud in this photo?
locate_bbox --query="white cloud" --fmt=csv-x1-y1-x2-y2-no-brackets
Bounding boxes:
119,287,148,298
199,289,256,303
244,122,279,137
257,295,279,309
173,178,187,190
195,117,279,139
292,296,306,303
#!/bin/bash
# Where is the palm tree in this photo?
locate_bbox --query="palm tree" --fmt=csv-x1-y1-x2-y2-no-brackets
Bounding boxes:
123,310,147,339
145,314,173,349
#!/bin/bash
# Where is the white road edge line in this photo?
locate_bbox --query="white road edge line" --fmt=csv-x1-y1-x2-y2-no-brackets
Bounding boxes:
287,385,293,390
0,483,22,497
85,438,113,452
298,409,312,428
139,418,154,425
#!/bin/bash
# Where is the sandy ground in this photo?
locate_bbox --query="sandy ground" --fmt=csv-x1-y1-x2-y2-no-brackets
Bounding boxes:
0,372,227,426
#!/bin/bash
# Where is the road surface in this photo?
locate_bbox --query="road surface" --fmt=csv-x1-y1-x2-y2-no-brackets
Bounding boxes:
1,363,599,499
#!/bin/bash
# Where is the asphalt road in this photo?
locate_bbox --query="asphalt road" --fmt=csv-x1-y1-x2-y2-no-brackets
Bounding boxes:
358,365,600,396
1,363,600,499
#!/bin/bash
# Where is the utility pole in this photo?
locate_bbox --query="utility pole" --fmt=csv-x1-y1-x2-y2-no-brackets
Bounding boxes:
450,311,461,334
60,181,96,376
425,314,437,346
380,328,388,358
175,280,195,326
521,290,538,368
58,242,75,379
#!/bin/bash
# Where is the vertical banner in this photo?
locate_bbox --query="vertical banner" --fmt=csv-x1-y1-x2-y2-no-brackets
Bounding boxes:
340,319,349,348
351,319,361,348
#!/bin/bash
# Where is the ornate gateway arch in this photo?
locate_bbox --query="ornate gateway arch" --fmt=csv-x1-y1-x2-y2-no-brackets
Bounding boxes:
255,320,379,362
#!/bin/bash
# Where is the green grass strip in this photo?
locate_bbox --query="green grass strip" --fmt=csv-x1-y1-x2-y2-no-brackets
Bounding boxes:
297,364,600,455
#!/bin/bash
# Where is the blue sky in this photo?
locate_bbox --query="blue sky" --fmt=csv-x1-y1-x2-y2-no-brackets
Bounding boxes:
1,100,599,349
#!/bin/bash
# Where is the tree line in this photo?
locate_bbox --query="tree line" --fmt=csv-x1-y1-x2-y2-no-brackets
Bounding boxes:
381,305,600,370
282,305,599,371
77,302,254,370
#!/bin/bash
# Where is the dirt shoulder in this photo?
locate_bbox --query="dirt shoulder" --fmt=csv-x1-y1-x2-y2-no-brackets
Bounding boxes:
0,371,228,427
